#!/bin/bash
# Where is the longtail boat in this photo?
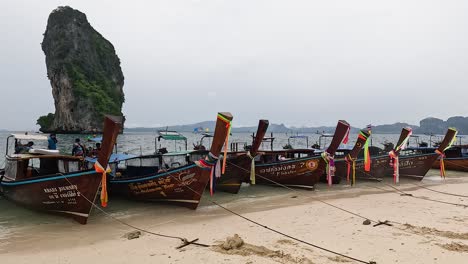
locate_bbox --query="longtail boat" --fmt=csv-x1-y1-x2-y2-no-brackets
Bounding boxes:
335,127,458,182
414,135,468,172
216,119,270,193
0,116,122,224
431,144,468,172
250,120,350,189
109,112,233,209
389,128,457,181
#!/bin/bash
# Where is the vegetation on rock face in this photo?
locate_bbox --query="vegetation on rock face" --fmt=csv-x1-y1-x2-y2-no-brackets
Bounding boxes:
67,29,125,121
67,62,123,120
39,6,125,133
36,113,55,132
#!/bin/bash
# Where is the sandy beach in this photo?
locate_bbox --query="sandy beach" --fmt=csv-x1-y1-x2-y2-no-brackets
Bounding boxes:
1,169,468,264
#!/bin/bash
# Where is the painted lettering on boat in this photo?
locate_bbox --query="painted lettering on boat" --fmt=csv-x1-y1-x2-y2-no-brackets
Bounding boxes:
129,169,197,195
258,161,317,177
42,184,81,205
399,160,414,168
259,164,297,174
355,157,388,169
178,173,197,186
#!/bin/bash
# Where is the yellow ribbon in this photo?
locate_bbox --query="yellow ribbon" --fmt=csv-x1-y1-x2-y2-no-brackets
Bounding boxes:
321,152,334,186
352,159,356,186
217,114,232,174
247,151,256,185
345,154,356,186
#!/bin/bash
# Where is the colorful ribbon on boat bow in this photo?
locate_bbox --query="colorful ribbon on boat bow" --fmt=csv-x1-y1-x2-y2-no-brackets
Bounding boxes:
395,129,412,153
195,152,220,196
94,161,112,207
359,131,371,172
435,149,446,178
435,129,458,178
246,151,258,185
343,127,350,145
321,151,335,186
345,154,356,186
217,114,232,174
389,128,412,184
389,150,399,184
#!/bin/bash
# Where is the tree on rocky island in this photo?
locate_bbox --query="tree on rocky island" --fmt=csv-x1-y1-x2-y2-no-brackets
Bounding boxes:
36,113,55,132
39,6,125,133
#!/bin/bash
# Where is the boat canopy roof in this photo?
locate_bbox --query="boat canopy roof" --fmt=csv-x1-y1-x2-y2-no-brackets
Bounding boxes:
6,153,83,161
157,130,187,141
10,133,48,140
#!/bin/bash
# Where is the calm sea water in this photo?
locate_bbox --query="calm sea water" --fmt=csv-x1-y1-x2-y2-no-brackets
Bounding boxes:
0,131,440,240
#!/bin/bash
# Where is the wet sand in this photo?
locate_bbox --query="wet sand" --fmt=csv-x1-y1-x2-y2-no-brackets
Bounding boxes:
1,169,468,263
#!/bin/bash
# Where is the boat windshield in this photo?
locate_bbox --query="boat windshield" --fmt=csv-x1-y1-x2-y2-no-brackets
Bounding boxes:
3,155,85,181
287,135,309,150
4,159,18,180
5,134,48,156
156,130,188,153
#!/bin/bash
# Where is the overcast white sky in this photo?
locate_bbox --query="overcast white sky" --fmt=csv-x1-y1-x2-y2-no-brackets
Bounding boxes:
1,0,467,130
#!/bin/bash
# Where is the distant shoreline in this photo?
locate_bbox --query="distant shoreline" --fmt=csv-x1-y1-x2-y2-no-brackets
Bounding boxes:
3,115,468,134
123,115,468,135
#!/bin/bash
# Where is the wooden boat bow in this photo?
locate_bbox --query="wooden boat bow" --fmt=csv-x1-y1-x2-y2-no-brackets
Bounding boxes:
392,127,413,155
98,115,123,168
201,112,233,195
322,120,351,185
325,120,351,156
95,115,122,208
250,119,269,157
433,128,458,177
343,129,371,184
347,129,371,160
436,128,458,154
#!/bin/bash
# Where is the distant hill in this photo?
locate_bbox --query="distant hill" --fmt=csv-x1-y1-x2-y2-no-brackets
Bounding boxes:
127,121,215,133
416,116,468,135
370,122,418,134
125,121,360,134
125,116,468,135
332,117,468,135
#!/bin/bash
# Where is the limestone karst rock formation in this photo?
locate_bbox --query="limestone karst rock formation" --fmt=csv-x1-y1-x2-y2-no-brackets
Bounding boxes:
38,6,124,133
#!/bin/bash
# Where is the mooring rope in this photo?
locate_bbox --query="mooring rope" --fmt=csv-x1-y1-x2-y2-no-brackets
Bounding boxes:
227,161,378,224
409,183,468,198
227,160,468,239
353,168,468,207
62,176,188,242
367,184,468,208
167,168,375,264
444,160,468,171
212,201,373,264
226,158,468,250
